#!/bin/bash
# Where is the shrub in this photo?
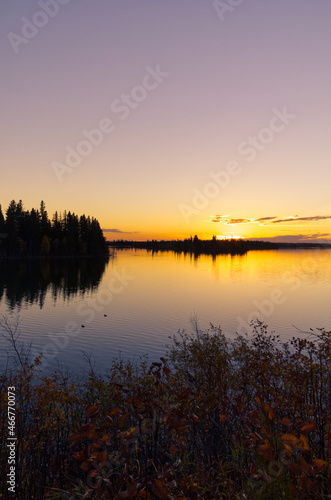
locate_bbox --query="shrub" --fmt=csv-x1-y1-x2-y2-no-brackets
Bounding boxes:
0,321,330,499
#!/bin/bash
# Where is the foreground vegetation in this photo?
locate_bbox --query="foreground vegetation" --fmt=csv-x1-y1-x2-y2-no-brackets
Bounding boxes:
0,320,330,499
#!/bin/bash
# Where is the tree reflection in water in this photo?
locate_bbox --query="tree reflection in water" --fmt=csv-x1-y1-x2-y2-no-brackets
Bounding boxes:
0,257,109,310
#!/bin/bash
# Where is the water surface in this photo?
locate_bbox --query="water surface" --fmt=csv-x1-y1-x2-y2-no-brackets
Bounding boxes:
1,248,330,373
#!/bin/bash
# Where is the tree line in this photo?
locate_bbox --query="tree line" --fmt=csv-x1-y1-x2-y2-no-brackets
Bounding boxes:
0,200,108,258
110,235,279,255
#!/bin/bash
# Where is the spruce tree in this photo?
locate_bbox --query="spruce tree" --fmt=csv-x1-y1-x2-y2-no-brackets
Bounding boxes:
0,205,5,232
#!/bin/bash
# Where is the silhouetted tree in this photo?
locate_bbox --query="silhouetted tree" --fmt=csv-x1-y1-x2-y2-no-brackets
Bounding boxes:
0,200,108,258
5,200,18,234
5,201,20,254
0,205,5,233
40,200,51,236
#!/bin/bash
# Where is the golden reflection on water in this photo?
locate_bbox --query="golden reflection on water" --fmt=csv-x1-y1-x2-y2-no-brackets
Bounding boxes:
106,248,331,339
1,248,330,369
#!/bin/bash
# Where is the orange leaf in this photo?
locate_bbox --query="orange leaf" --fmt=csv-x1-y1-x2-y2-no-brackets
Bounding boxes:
283,443,293,457
73,450,85,461
301,422,316,433
313,459,326,471
80,461,91,472
85,405,99,418
68,432,82,443
281,434,299,448
257,442,272,462
79,423,94,433
268,407,275,421
281,417,292,427
298,456,312,474
125,426,138,440
88,469,99,478
118,414,129,429
151,479,168,499
107,407,122,417
163,366,170,375
248,410,259,418
298,434,310,453
219,414,228,423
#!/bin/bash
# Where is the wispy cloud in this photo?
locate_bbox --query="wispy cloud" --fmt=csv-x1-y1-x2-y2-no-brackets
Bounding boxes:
272,215,331,224
255,216,278,222
210,214,331,226
247,234,331,244
103,229,140,234
210,215,252,224
304,233,331,239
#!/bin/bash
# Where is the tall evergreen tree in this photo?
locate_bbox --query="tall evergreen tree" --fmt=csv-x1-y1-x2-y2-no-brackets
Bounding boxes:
1,200,108,257
5,201,20,253
40,200,51,235
0,205,5,232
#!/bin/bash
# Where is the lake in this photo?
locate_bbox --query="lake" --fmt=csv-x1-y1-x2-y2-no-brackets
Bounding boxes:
1,247,331,374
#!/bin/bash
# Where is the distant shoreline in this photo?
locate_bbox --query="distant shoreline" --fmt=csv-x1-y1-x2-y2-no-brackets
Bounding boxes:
108,239,331,255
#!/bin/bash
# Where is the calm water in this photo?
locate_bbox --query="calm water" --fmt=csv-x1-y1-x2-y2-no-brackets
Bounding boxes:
1,248,331,373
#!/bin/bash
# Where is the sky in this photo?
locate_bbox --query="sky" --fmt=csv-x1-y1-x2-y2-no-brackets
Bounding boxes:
1,0,331,242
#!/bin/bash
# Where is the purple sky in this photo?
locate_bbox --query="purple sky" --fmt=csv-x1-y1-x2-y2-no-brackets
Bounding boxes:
1,0,331,242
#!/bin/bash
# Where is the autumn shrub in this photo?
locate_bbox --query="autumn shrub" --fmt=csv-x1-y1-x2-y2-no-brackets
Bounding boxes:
0,321,330,499
0,358,87,500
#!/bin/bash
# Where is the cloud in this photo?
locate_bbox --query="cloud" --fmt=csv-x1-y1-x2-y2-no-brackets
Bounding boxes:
211,215,228,223
304,233,331,239
210,215,252,224
272,215,331,224
210,214,331,226
227,218,251,224
247,233,331,244
102,229,140,233
255,216,277,222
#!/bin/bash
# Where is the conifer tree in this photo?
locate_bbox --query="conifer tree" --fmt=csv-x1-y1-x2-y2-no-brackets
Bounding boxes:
0,205,5,232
